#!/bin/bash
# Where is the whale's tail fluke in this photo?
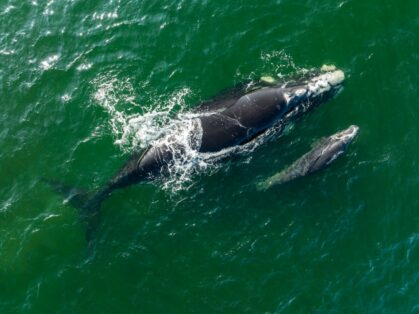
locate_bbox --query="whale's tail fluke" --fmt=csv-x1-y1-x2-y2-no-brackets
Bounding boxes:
41,178,111,252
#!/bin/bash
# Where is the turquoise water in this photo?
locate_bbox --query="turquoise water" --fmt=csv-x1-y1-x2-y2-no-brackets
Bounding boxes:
1,0,418,313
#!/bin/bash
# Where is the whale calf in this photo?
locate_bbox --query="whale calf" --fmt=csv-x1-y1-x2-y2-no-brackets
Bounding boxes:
44,68,345,244
257,125,359,190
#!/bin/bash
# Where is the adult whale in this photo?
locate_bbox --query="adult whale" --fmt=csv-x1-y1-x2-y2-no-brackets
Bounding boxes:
44,68,345,243
109,69,344,186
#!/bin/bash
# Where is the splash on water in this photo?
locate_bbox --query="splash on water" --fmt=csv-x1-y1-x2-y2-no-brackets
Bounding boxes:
40,54,60,70
151,117,206,192
92,73,191,150
260,50,301,78
91,73,212,191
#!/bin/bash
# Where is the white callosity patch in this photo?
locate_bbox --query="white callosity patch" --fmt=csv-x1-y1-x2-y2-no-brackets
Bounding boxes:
306,70,345,97
322,125,359,166
283,69,344,120
320,64,337,72
330,125,359,142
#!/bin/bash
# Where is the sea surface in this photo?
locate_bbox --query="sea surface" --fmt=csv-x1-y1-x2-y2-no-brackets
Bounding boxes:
0,0,418,313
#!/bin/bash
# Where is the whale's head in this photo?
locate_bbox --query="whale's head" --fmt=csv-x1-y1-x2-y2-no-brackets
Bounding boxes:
308,125,359,172
281,67,345,121
330,124,359,146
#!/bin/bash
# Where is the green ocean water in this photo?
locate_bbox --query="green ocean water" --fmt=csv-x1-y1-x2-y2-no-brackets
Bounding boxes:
0,0,418,313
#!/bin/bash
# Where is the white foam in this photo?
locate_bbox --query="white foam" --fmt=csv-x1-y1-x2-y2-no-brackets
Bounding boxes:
61,94,71,102
77,63,92,71
3,5,15,14
92,11,118,20
153,118,205,191
40,54,59,70
92,74,215,191
92,74,186,150
0,49,15,55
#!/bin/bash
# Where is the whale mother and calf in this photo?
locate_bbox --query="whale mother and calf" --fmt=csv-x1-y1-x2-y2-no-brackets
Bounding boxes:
44,66,358,244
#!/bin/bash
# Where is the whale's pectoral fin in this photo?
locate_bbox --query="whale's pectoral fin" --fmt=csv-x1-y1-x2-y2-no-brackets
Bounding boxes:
41,178,107,254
